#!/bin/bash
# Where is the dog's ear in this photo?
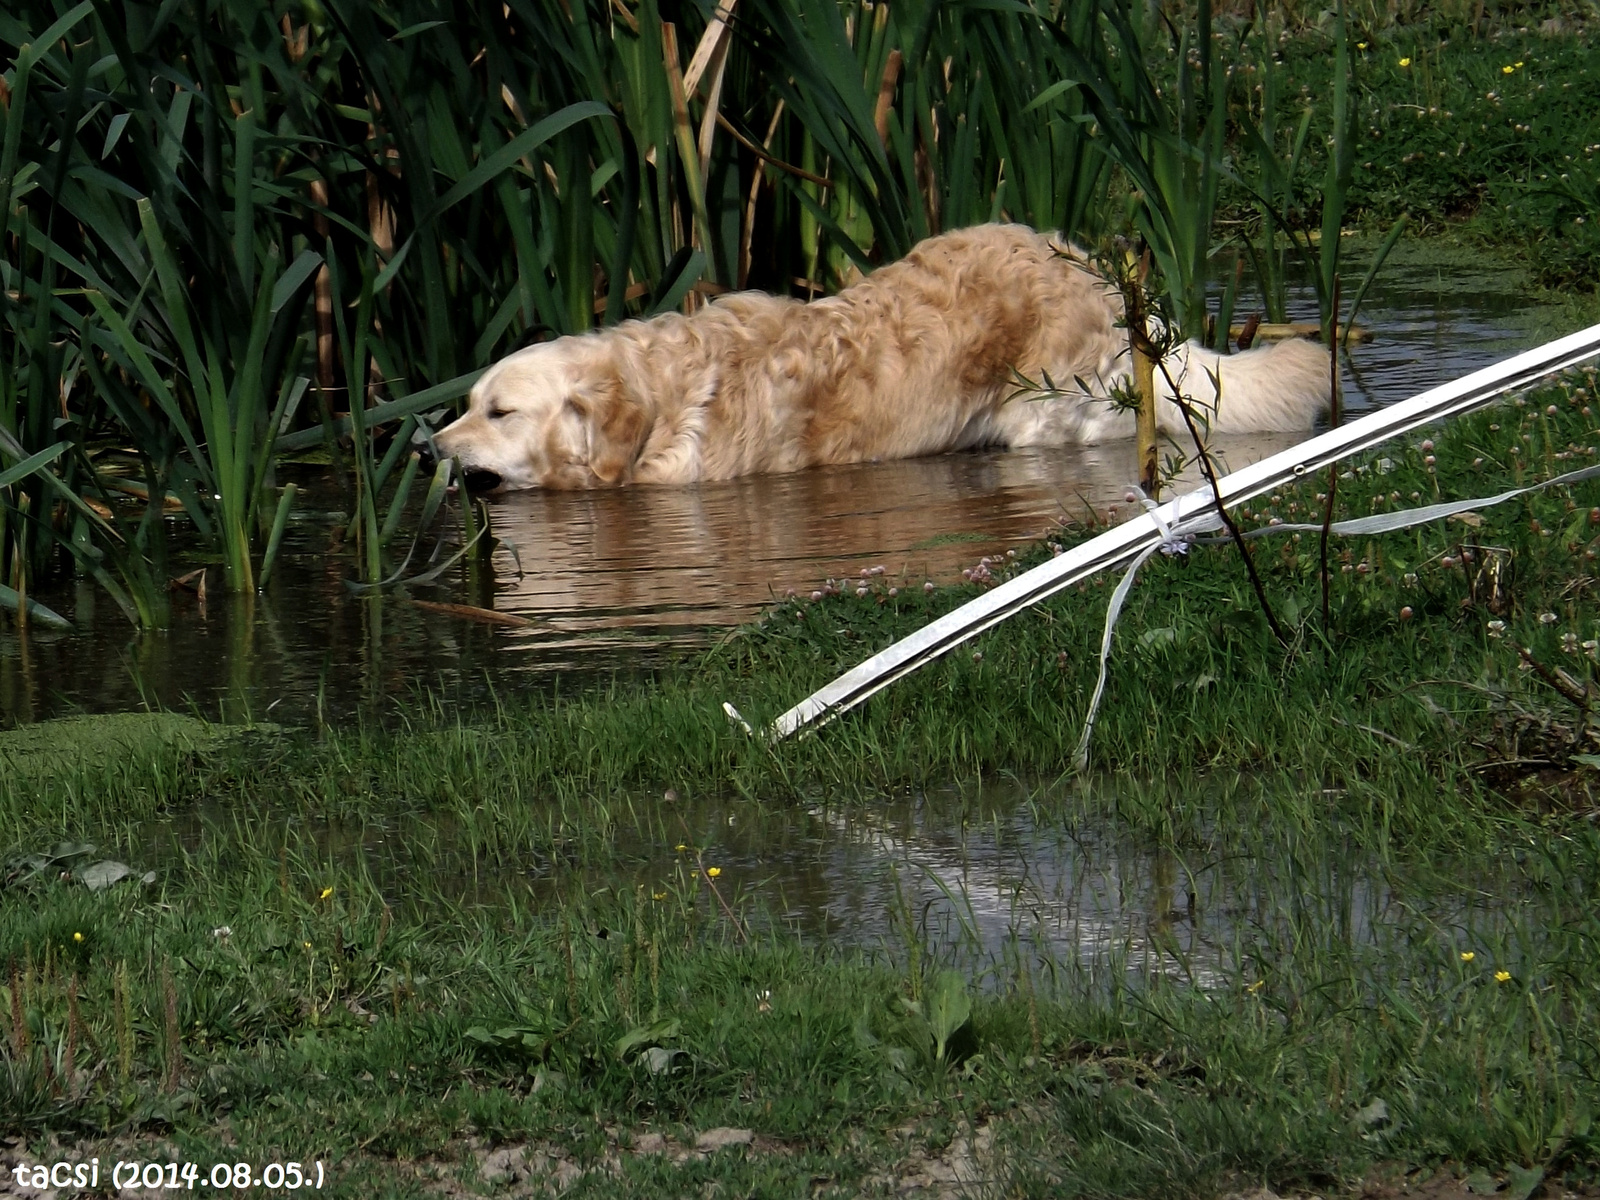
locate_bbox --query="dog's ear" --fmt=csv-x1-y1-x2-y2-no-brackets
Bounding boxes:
569,377,650,485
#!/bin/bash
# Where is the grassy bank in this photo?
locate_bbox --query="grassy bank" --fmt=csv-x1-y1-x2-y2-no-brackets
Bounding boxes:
1262,15,1600,295
4,373,1599,1195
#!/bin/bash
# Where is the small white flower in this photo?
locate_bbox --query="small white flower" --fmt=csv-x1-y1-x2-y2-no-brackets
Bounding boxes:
1539,612,1559,625
213,926,232,941
1487,620,1506,639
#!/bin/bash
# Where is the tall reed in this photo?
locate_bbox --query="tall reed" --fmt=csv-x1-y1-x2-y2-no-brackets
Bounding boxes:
2,0,1416,625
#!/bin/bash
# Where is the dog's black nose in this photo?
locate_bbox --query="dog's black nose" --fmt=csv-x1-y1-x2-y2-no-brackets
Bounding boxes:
462,467,503,492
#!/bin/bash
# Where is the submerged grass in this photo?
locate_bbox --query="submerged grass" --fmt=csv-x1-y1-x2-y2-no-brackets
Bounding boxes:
3,372,1599,1194
2,833,1598,1196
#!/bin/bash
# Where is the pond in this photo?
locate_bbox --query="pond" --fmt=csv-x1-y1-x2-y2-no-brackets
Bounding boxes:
3,240,1576,728
6,243,1581,979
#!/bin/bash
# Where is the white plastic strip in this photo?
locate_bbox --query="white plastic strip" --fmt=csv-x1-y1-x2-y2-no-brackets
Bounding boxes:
1231,460,1600,539
751,322,1600,741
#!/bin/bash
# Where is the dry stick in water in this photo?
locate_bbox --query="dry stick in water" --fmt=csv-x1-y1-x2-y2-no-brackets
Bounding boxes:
1320,275,1343,635
1157,357,1291,648
686,828,747,943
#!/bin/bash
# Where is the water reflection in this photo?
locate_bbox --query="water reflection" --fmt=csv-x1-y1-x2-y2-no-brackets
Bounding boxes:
1,243,1578,725
484,434,1308,649
140,777,1512,988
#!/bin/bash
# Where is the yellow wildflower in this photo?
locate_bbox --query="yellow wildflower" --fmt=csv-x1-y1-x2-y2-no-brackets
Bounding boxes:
73,931,84,943
1502,65,1515,74
706,867,722,878
1247,980,1265,993
674,843,688,852
1398,57,1411,67
319,886,334,900
1460,951,1475,962
1357,41,1368,49
1495,971,1512,983
653,891,668,901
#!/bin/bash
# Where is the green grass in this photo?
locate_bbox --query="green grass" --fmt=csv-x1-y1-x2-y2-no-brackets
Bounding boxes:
1259,16,1600,294
3,373,1599,1195
5,6,1600,1191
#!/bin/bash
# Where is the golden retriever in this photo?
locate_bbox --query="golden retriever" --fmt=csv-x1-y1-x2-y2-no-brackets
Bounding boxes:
436,224,1331,490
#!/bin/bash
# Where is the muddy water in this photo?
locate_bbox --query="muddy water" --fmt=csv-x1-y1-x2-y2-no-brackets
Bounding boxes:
0,242,1577,725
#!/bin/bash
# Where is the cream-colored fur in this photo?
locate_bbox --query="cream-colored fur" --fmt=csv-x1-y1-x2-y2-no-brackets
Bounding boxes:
436,224,1331,490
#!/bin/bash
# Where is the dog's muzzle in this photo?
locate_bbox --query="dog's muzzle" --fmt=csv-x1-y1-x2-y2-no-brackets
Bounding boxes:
461,467,504,493
418,442,503,493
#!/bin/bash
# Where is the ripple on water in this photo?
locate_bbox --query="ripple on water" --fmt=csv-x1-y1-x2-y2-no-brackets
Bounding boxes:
3,241,1578,724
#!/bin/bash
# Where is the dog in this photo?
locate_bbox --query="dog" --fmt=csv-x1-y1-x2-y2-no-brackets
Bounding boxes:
436,224,1331,491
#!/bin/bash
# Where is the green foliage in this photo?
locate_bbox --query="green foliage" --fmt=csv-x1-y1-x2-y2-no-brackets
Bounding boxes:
2,0,1596,631
1251,17,1600,292
1,375,1599,1192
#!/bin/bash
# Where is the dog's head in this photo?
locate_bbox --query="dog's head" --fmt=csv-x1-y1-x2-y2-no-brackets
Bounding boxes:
435,338,652,491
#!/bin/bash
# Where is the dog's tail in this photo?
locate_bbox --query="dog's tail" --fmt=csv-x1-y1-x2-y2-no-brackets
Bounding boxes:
1160,336,1333,435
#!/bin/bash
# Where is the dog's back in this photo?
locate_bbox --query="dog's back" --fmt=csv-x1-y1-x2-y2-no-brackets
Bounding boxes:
688,225,1127,474
444,223,1331,490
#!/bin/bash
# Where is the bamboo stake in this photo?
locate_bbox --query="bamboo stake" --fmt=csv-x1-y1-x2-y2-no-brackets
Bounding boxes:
1126,249,1160,499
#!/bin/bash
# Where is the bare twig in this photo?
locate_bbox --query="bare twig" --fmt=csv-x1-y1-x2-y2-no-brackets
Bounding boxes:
1517,646,1593,713
1156,358,1291,648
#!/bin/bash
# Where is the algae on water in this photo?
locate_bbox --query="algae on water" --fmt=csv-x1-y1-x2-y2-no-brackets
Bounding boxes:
0,712,255,780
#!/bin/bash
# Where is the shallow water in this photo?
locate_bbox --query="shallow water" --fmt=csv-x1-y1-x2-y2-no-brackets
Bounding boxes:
136,775,1516,986
0,241,1578,726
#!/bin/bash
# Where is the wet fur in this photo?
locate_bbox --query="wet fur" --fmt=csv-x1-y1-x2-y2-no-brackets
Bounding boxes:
436,224,1332,490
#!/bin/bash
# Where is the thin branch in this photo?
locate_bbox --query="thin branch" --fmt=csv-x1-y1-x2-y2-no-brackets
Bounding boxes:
715,112,833,188
1156,356,1291,648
